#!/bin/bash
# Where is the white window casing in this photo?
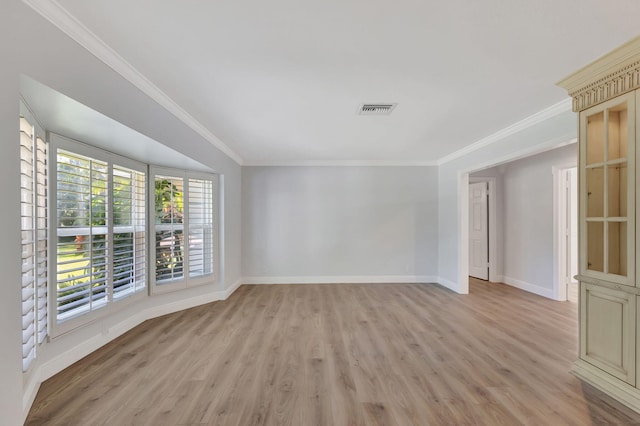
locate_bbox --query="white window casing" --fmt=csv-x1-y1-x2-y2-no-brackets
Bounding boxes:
150,167,218,294
50,134,147,337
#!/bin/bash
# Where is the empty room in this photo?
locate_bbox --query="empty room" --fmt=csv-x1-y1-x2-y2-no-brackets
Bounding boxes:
4,0,640,425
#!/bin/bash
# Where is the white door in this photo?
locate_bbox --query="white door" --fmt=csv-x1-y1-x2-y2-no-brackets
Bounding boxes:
469,182,489,280
566,167,579,302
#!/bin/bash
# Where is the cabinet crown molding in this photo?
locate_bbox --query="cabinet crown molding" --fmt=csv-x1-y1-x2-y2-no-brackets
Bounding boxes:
557,35,640,112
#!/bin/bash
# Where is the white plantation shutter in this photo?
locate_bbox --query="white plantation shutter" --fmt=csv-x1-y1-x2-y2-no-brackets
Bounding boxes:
152,169,218,292
154,175,185,284
20,111,48,372
20,116,36,371
53,140,147,331
56,150,109,321
113,165,146,298
188,178,214,277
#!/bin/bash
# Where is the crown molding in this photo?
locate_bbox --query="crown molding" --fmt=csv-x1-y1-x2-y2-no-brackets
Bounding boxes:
21,0,244,165
437,98,573,166
557,35,640,112
242,159,439,167
243,97,572,168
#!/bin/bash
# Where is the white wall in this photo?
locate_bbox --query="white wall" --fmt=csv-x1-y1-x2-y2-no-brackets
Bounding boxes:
499,144,577,296
0,4,25,425
242,166,438,282
2,2,242,423
437,109,577,293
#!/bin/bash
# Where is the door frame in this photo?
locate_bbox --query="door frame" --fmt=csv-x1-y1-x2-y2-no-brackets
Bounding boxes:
469,177,498,283
457,137,577,295
553,164,578,301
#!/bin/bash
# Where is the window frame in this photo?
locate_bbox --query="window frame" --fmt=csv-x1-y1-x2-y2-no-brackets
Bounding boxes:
49,134,148,338
150,166,219,294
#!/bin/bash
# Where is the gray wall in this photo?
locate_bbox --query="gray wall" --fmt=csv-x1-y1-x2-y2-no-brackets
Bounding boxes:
242,166,438,281
2,2,242,423
500,144,577,293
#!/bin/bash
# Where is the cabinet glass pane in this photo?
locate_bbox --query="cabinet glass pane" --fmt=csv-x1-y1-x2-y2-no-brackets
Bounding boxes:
587,221,604,272
586,167,604,218
608,221,627,276
608,107,628,161
586,112,604,165
607,163,627,217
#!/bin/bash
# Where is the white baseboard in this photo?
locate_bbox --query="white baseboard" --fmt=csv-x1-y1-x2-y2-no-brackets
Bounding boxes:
502,275,555,299
242,275,438,285
223,278,243,298
436,276,464,293
22,280,243,423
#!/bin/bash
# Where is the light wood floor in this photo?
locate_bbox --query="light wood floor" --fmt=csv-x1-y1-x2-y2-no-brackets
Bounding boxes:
26,279,640,425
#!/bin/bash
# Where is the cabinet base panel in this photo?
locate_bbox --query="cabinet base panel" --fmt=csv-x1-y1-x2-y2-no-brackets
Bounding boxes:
572,359,640,414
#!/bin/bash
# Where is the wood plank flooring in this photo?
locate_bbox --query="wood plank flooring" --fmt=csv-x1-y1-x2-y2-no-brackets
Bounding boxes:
26,279,640,425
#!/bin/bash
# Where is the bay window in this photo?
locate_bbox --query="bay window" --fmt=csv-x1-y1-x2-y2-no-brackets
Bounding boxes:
20,105,219,345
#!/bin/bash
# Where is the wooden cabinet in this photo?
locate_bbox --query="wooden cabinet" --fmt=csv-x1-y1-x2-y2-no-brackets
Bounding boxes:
558,36,640,413
580,283,635,384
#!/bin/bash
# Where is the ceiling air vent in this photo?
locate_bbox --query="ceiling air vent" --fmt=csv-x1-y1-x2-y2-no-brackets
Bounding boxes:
358,103,397,115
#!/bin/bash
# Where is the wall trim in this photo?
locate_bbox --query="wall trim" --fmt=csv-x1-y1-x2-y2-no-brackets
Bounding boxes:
223,279,243,299
437,99,573,166
242,160,439,167
242,275,438,285
22,282,242,423
436,276,464,294
502,276,555,300
20,0,243,165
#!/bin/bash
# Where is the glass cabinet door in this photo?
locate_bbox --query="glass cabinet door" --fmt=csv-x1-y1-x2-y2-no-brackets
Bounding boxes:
580,92,635,285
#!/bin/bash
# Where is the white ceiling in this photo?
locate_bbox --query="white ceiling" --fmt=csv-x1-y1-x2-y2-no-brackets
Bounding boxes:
38,0,640,164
